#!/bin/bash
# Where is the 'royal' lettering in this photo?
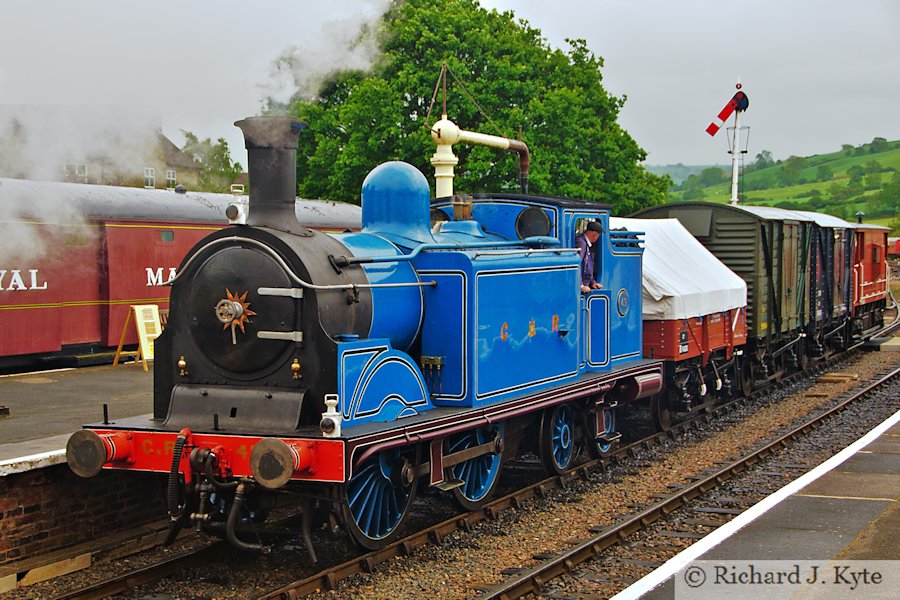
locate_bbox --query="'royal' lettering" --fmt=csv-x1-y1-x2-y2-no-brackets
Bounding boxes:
146,267,178,287
8,271,26,290
29,269,48,290
0,269,48,291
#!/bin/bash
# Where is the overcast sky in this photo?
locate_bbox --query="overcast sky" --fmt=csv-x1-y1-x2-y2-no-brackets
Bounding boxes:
2,0,898,170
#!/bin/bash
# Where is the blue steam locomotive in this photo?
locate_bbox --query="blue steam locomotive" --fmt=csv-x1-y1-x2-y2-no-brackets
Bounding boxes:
66,117,662,555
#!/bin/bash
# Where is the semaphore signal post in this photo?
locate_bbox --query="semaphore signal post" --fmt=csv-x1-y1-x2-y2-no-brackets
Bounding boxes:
707,83,750,205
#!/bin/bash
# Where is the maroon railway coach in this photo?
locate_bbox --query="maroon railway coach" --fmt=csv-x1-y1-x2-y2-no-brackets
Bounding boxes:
0,178,360,370
851,222,891,333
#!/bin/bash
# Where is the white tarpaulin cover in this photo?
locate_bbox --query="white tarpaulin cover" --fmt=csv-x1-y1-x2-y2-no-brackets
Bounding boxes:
610,217,747,320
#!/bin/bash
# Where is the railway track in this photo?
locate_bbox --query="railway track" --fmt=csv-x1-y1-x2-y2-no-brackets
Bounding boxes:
51,543,231,600
48,380,759,600
475,365,900,600
252,354,877,599
46,332,895,599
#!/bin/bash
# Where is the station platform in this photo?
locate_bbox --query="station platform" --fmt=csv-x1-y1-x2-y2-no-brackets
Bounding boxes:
615,408,900,599
0,364,152,475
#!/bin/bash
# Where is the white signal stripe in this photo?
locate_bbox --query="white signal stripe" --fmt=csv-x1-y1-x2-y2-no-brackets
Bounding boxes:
706,96,738,136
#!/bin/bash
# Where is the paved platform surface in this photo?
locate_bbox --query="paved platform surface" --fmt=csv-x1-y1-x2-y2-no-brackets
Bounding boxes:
0,365,152,469
617,410,900,599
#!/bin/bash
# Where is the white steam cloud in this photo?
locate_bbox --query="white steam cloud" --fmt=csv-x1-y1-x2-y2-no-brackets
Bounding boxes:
262,1,390,106
0,106,166,263
1,0,393,266
0,106,161,183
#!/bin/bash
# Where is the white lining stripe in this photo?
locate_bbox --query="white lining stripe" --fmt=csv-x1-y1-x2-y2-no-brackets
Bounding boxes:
610,408,900,600
795,493,894,502
0,367,74,379
0,449,66,476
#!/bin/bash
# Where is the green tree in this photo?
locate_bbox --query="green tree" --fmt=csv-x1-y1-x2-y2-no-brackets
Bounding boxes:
282,0,668,213
807,197,826,209
864,171,882,190
682,186,706,201
828,181,850,202
815,164,833,181
777,155,807,186
846,178,864,197
869,137,889,153
698,167,725,186
865,179,900,218
753,172,776,190
846,165,865,183
754,150,774,169
181,132,243,193
776,200,801,210
864,160,882,174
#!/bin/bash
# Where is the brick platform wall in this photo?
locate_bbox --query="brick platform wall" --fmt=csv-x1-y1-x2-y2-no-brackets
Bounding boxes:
0,465,167,566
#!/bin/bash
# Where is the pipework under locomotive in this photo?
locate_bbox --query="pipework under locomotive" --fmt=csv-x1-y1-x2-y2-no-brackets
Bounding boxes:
66,115,663,554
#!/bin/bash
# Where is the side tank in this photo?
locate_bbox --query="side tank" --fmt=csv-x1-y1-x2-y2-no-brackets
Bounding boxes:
329,161,430,352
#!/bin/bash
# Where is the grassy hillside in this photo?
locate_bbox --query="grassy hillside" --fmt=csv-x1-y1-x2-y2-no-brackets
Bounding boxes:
645,163,729,185
668,139,900,233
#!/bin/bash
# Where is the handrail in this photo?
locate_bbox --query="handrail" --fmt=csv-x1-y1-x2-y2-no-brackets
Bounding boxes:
165,237,435,291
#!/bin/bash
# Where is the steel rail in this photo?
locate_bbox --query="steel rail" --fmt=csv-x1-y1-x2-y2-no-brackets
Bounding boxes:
50,326,896,599
51,542,231,600
45,380,764,600
477,366,900,600
253,336,891,599
253,374,808,599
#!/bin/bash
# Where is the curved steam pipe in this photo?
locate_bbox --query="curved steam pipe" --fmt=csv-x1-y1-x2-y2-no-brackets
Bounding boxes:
226,482,270,554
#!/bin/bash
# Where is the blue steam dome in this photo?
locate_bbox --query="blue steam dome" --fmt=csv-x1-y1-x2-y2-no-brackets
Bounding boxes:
361,161,433,245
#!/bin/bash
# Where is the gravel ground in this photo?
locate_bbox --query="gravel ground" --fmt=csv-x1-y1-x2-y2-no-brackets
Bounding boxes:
7,351,898,599
307,351,899,600
540,367,900,599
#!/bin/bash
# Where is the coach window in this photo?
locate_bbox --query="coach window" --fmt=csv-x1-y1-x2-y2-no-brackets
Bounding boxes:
144,167,156,189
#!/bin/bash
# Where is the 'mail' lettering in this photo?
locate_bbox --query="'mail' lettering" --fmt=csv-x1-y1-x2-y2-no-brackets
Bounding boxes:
146,267,178,287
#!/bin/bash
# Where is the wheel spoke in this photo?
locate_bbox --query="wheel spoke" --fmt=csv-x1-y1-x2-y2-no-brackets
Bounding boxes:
386,482,400,522
550,405,574,469
371,485,385,537
463,460,475,494
449,427,502,506
360,481,380,533
348,464,376,509
345,450,416,546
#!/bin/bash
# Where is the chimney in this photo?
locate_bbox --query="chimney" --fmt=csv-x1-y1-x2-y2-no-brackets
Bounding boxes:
234,116,307,231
